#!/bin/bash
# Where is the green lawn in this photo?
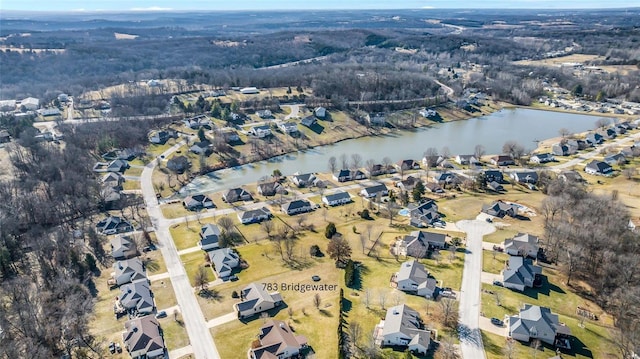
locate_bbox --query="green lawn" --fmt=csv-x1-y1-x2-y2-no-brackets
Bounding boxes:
122,180,141,190
162,202,197,220
142,249,167,275
151,278,178,310
181,250,214,287
481,265,619,359
158,317,190,351
482,250,509,274
169,222,203,251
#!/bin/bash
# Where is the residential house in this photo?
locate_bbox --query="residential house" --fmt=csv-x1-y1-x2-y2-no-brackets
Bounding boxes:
199,224,221,251
502,255,542,291
483,170,504,183
396,176,419,191
101,184,120,203
375,304,431,355
238,207,272,224
102,172,125,189
367,113,386,126
419,108,437,118
236,282,283,318
314,106,327,119
482,200,518,218
322,191,352,206
604,153,627,165
567,139,588,150
102,148,137,161
149,129,176,145
122,316,165,359
220,129,240,143
408,201,441,228
333,169,366,182
394,231,447,258
487,181,504,192
491,155,515,166
279,122,298,134
249,320,308,359
111,235,138,260
96,216,134,235
118,281,155,315
281,199,313,215
189,140,213,156
510,171,539,184
396,159,421,172
0,100,16,112
530,153,555,164
20,97,39,111
290,173,318,188
182,194,215,211
360,183,389,198
250,125,272,138
113,258,147,286
620,145,637,158
585,132,604,146
208,248,240,278
183,115,211,129
585,160,613,176
602,127,617,139
559,170,585,183
455,154,480,165
425,182,444,194
167,156,190,174
365,164,396,177
107,159,130,173
551,143,575,157
222,187,253,203
394,260,437,299
257,181,284,197
504,233,540,258
422,155,443,168
256,109,272,119
39,108,61,118
300,116,317,128
434,173,461,186
508,305,571,345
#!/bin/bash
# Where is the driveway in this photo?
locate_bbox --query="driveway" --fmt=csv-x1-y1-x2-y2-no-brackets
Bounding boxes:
481,272,502,285
478,316,507,337
456,219,496,359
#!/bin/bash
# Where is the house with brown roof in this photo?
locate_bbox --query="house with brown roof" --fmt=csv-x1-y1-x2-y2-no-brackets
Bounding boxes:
249,319,308,359
122,316,165,359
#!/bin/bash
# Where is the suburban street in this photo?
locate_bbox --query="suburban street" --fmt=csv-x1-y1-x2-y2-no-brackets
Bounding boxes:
140,140,221,359
456,219,496,359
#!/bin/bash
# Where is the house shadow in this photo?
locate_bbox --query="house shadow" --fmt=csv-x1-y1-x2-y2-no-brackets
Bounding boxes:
239,303,288,324
514,214,531,221
428,113,444,123
308,123,325,134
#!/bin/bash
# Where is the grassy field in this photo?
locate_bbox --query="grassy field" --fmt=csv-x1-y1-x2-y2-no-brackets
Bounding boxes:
122,179,141,190
150,278,178,310
482,250,509,274
142,250,168,275
481,265,619,359
158,317,190,351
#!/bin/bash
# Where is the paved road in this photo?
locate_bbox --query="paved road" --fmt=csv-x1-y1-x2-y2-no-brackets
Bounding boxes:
282,104,301,120
141,140,221,359
456,219,496,359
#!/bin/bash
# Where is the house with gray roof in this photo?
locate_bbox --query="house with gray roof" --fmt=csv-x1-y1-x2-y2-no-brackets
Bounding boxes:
375,304,431,355
111,235,138,260
250,125,272,138
408,201,440,228
487,181,504,192
102,172,125,189
122,316,165,359
279,122,299,134
314,106,327,119
502,256,542,292
107,159,130,173
208,248,240,279
256,109,272,119
149,129,176,145
585,132,604,145
291,173,318,188
222,187,253,203
199,224,221,251
394,231,447,259
483,169,504,183
118,281,155,315
367,113,386,126
504,233,539,258
238,207,272,224
249,319,308,359
301,116,317,128
491,155,515,166
189,140,213,156
530,153,555,164
482,200,518,218
455,154,480,165
96,216,134,235
236,282,283,319
322,191,352,206
113,258,147,286
394,260,437,299
282,199,313,215
604,153,627,165
183,194,215,211
585,160,613,176
509,171,539,184
183,114,211,129
360,183,389,198
257,182,284,197
508,304,571,345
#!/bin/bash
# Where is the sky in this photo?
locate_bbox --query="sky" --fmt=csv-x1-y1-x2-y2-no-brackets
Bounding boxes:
0,0,637,11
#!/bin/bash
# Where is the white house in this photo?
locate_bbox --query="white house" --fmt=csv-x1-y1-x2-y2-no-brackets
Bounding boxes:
199,224,221,251
508,305,571,345
455,154,480,165
112,258,147,286
504,233,539,258
238,207,272,224
236,282,283,318
395,260,437,299
375,304,431,355
530,153,555,164
250,125,272,138
322,191,352,206
502,256,542,292
360,183,388,198
240,87,260,94
208,248,240,279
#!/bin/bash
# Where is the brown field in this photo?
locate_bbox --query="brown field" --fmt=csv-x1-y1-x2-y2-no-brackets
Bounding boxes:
514,54,604,66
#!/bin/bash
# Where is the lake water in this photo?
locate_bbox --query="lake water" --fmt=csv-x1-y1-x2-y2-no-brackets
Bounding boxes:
179,108,611,195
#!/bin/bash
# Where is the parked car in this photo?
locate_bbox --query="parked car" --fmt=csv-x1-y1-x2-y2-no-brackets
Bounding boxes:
491,318,503,326
312,275,321,282
108,342,116,354
493,280,503,287
485,217,493,223
229,274,239,282
155,311,167,319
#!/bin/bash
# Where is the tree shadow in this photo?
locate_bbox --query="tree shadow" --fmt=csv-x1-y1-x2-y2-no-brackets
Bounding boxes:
198,288,223,301
86,278,99,297
318,308,333,317
144,258,161,273
341,297,353,313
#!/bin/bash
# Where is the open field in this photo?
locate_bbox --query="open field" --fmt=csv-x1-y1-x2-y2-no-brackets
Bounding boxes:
181,250,214,287
158,317,190,351
150,278,178,310
482,250,509,274
481,264,618,359
514,53,604,66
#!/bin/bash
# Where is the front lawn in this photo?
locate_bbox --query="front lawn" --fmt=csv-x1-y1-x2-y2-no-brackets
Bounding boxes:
482,250,509,274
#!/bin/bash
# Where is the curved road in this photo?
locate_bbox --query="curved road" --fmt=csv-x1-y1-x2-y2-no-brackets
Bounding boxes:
456,219,496,359
141,140,221,359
